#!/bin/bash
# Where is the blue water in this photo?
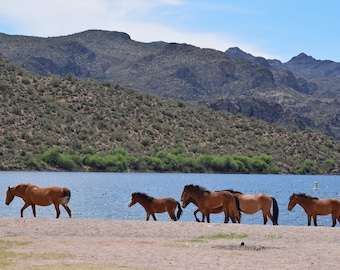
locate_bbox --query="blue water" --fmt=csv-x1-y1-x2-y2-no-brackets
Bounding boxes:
0,172,339,226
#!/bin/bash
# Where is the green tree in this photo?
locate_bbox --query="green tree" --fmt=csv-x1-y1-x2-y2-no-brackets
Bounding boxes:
37,147,62,167
322,159,336,173
296,159,318,174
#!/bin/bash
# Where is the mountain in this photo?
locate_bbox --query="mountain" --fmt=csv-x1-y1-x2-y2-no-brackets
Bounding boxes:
1,30,340,140
226,47,340,77
0,30,275,102
1,54,339,173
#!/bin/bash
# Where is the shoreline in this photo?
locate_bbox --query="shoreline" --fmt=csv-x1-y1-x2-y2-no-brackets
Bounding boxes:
0,218,339,269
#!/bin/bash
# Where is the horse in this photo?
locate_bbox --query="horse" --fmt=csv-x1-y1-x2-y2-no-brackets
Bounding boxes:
128,192,183,221
180,184,241,223
182,189,278,225
6,183,72,218
182,196,225,222
226,190,279,225
288,193,340,227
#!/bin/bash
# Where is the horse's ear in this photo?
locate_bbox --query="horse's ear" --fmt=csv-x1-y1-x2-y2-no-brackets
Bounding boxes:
8,186,10,190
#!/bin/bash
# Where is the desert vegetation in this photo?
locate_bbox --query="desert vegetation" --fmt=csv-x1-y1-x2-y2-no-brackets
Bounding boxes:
1,55,339,174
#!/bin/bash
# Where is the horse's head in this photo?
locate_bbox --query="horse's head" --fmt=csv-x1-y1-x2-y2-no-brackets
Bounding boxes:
182,197,197,208
288,193,297,210
128,193,137,207
128,192,153,207
5,186,15,205
181,184,208,203
180,186,191,203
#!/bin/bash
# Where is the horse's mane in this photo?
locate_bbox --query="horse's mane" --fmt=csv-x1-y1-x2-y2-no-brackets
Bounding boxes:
131,192,154,201
219,189,243,194
295,193,319,200
185,184,211,193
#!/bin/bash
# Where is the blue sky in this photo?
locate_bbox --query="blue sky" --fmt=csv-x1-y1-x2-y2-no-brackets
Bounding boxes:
0,0,339,62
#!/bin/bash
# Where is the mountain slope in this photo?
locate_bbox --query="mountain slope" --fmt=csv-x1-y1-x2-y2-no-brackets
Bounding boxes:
1,30,340,141
1,55,340,173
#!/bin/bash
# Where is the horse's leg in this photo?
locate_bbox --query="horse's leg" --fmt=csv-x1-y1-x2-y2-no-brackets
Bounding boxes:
170,204,178,221
232,208,241,223
237,212,241,224
228,210,236,223
20,203,31,218
168,210,176,221
223,208,231,223
151,213,157,221
262,203,274,225
146,213,150,221
262,212,268,225
225,214,231,223
62,204,72,218
307,215,312,226
193,209,201,222
54,203,61,218
205,211,210,223
266,212,278,225
31,204,36,217
313,215,318,226
331,214,336,227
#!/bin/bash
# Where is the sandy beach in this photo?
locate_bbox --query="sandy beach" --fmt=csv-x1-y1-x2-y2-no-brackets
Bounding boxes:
0,217,339,269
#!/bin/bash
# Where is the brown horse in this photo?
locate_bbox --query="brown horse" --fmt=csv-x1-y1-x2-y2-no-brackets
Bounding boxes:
182,197,225,222
6,183,72,218
180,184,241,223
226,190,279,225
128,192,183,221
288,193,340,227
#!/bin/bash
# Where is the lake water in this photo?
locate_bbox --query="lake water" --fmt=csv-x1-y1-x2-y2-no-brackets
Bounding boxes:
0,172,339,226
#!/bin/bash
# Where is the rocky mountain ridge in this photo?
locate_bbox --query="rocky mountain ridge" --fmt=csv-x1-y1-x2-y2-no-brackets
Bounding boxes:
1,30,340,140
226,47,340,77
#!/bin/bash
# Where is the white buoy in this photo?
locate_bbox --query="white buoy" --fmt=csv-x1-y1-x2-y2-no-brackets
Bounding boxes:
313,181,319,190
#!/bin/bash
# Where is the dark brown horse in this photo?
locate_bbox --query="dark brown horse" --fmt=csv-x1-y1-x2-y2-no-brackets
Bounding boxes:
6,183,72,218
226,190,279,225
180,184,241,223
288,193,340,227
128,192,183,221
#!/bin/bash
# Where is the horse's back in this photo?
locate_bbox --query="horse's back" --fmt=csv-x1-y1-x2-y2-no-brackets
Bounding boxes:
210,190,233,200
238,194,264,204
152,197,177,213
309,198,339,215
201,191,234,209
32,186,64,195
29,186,70,206
237,193,272,213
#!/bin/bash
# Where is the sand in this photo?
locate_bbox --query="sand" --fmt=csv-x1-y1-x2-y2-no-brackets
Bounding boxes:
0,217,339,269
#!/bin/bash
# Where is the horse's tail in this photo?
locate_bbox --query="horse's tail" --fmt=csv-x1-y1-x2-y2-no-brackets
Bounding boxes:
62,188,71,205
233,195,242,223
271,197,279,225
176,201,183,221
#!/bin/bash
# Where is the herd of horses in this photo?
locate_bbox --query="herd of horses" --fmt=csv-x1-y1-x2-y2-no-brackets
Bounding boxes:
5,183,340,227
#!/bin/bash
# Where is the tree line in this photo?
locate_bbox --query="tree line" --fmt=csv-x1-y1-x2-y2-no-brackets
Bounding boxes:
32,146,339,174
